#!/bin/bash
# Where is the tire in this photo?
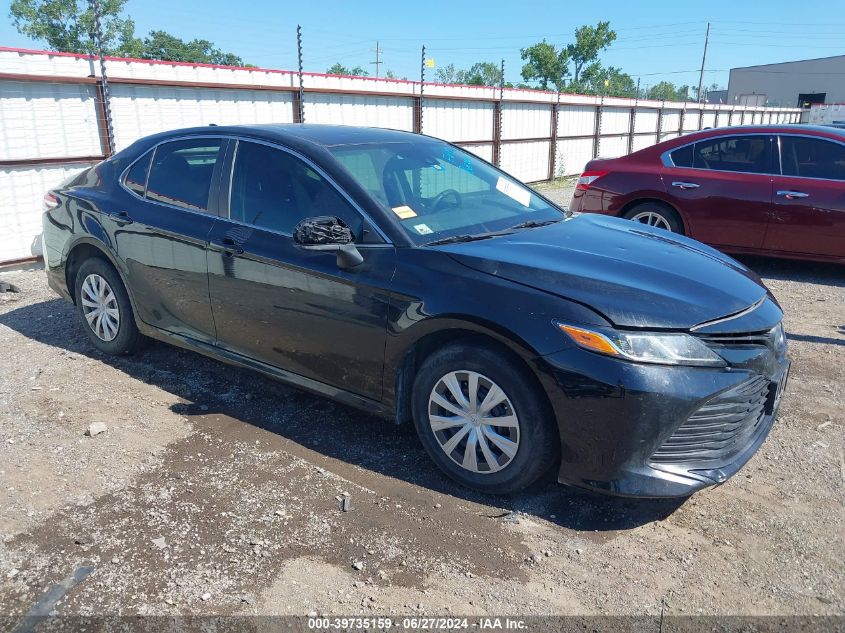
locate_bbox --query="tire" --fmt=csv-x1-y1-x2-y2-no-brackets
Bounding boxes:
74,257,145,355
623,201,683,234
411,343,559,494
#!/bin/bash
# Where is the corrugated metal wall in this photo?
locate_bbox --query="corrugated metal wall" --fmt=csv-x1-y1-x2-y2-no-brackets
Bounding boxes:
0,47,802,263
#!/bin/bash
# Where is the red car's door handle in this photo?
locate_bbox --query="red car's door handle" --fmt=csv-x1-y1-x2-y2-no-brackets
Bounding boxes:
671,181,700,189
776,190,809,199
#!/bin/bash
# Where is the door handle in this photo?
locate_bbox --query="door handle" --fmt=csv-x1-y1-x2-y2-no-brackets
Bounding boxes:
209,237,244,255
106,210,134,226
776,190,809,199
671,181,700,190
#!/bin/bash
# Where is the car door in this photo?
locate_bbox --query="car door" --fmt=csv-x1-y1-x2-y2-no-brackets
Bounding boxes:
765,134,845,258
661,134,775,250
206,138,396,400
116,137,227,344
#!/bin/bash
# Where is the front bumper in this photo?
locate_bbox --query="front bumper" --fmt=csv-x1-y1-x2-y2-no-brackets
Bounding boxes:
533,346,789,498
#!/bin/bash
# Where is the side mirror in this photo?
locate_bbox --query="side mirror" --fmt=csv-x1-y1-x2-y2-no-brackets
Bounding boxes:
293,216,364,269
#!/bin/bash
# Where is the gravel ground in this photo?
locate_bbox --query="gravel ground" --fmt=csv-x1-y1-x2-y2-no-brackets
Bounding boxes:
0,199,842,619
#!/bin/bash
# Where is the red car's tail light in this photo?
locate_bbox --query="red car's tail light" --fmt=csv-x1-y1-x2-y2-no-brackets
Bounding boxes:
575,170,608,191
43,193,59,209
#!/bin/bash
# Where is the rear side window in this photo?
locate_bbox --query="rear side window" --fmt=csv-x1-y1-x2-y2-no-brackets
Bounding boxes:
146,139,224,212
124,151,151,196
693,135,772,174
780,136,845,180
669,144,694,168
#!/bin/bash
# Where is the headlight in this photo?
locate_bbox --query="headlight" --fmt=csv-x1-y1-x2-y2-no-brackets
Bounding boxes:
556,322,726,367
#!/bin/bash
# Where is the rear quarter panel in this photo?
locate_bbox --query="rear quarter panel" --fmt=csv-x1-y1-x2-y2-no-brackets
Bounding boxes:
573,157,672,218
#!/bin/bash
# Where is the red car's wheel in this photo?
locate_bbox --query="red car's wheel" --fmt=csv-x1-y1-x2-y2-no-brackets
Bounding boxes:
623,202,683,234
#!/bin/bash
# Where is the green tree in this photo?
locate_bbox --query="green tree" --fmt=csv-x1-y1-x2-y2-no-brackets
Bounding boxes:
459,62,502,86
566,21,616,85
646,81,679,101
326,62,369,77
10,0,247,64
520,39,568,90
141,30,245,65
581,64,636,97
10,0,135,55
434,63,458,83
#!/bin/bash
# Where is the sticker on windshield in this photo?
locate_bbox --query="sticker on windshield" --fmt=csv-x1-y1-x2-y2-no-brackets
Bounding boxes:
392,205,418,219
496,176,531,207
413,223,433,235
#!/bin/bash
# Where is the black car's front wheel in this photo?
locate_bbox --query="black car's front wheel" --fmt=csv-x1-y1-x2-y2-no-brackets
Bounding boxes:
74,257,145,355
412,343,558,494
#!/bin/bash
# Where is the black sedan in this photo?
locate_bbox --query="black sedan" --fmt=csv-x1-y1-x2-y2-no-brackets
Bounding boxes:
42,124,790,498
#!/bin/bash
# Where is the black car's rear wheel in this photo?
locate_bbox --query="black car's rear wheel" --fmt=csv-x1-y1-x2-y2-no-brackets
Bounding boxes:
412,343,558,494
623,202,683,234
74,258,144,355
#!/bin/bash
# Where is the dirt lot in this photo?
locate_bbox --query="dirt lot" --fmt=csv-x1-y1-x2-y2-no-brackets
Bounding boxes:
0,199,843,619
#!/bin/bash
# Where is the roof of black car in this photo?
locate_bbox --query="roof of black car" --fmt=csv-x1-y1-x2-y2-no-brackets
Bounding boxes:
144,124,430,148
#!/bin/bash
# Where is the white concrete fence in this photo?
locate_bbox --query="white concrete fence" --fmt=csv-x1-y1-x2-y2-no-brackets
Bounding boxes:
0,46,801,264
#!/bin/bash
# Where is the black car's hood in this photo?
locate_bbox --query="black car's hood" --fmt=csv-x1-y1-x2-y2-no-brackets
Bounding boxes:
440,214,771,330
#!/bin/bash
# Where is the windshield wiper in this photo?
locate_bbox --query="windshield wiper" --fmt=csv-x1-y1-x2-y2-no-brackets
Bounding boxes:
425,231,512,246
507,218,562,230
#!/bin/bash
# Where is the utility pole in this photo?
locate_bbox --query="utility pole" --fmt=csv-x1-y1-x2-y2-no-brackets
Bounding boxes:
696,22,710,103
371,40,383,78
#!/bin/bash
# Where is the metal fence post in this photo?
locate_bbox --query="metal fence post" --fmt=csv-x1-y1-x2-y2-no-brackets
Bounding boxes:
592,96,603,159
493,60,503,167
656,101,664,144
548,93,559,180
418,45,426,135
295,25,305,123
90,0,114,156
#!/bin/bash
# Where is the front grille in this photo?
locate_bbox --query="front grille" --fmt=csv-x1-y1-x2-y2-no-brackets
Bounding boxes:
651,376,772,465
696,323,786,353
697,332,772,346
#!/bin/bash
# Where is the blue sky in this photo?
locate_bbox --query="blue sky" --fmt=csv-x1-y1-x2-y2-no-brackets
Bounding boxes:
1,0,844,90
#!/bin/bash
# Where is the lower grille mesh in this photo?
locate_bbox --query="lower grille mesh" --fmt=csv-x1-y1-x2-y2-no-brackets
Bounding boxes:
651,376,771,465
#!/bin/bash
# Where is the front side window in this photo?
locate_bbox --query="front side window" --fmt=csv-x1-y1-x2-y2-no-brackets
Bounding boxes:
780,136,845,180
146,139,224,212
124,150,151,196
693,135,772,174
229,141,365,237
330,141,561,244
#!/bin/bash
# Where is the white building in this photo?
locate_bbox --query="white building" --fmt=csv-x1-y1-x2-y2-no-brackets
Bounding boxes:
727,55,845,108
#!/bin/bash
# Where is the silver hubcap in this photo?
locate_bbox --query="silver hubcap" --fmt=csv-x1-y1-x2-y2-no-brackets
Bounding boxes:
630,211,672,231
80,274,120,342
428,370,520,474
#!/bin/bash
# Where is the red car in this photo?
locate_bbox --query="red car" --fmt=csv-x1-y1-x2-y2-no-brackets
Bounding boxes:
570,125,845,263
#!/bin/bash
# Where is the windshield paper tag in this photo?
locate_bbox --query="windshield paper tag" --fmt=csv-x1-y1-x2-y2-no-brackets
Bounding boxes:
496,177,531,207
392,205,418,219
413,223,433,235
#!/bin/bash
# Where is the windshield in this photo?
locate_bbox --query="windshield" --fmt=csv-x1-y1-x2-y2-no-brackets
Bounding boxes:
329,140,562,244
